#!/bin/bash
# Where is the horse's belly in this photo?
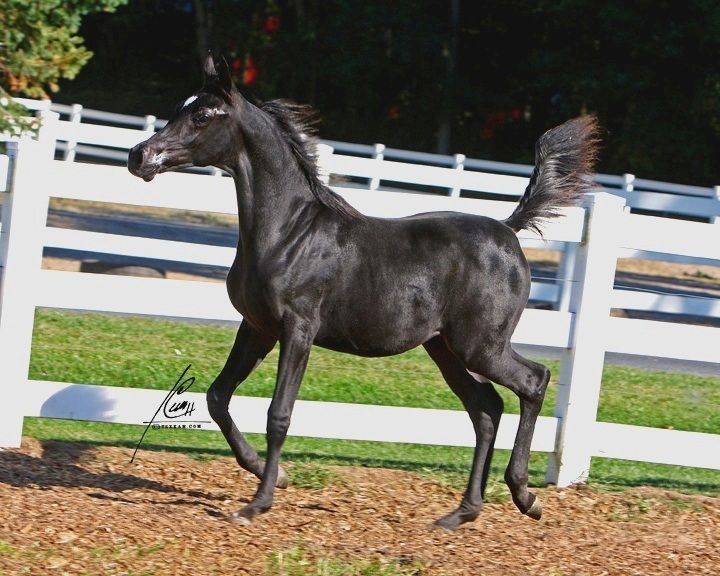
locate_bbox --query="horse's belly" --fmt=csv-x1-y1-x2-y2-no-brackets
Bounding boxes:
314,270,448,356
313,332,437,357
315,309,441,357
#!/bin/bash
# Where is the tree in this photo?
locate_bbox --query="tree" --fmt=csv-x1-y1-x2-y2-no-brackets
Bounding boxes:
521,0,720,184
8,0,717,184
0,0,128,136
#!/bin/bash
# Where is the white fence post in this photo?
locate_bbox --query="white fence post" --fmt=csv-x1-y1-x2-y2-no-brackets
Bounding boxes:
143,114,157,132
63,103,83,161
555,243,577,312
622,173,635,193
369,143,385,190
315,143,334,185
0,140,52,447
0,154,8,192
449,153,465,198
546,192,626,486
36,109,60,160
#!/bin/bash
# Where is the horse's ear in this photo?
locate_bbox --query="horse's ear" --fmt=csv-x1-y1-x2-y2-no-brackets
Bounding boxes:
204,51,218,80
218,56,236,95
202,51,237,100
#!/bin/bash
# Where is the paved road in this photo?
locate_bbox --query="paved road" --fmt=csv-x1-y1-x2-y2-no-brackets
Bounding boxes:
45,209,719,377
46,208,235,281
514,345,719,377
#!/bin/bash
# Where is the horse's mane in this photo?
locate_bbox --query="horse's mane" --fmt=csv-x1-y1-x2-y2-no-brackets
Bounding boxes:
260,100,366,221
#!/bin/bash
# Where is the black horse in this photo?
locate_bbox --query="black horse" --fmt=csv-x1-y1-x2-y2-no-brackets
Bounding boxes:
128,54,598,531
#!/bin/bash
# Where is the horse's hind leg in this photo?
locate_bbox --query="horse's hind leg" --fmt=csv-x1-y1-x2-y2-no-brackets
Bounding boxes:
471,345,550,520
424,337,504,531
206,320,288,488
503,350,549,519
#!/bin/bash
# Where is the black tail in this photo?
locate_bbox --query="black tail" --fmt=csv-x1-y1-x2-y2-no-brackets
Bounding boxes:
504,115,600,236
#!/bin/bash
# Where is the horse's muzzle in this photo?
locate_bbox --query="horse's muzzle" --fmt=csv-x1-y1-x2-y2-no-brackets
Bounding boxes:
128,142,159,182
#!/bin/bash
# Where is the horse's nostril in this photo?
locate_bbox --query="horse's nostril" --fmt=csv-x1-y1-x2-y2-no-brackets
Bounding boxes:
127,143,147,174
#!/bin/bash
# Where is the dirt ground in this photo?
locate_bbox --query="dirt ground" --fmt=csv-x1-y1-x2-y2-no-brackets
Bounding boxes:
16,208,720,574
1,438,718,576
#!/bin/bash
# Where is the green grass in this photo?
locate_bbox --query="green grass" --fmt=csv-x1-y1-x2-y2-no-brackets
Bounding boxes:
24,309,720,495
597,364,720,434
288,461,343,490
266,545,425,576
0,540,14,556
0,534,164,576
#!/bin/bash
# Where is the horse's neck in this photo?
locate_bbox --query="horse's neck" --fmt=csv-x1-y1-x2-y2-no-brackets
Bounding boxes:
229,139,320,256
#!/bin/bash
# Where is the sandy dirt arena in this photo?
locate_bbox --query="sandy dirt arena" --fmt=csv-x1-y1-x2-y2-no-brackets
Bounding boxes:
1,438,718,575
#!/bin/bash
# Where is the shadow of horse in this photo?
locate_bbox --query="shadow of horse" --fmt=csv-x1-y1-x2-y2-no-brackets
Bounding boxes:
0,441,231,512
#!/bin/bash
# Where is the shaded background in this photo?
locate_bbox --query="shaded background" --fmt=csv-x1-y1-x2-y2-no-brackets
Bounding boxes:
56,0,720,185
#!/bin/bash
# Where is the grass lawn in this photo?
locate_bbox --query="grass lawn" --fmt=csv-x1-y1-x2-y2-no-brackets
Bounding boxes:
24,309,720,496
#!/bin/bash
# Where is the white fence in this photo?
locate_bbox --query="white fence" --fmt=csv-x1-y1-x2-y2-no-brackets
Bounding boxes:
6,97,720,288
1,130,719,486
0,136,720,485
5,99,720,320
10,97,720,222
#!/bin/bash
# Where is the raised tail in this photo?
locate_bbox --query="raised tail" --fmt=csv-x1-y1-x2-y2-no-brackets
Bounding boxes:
503,115,600,236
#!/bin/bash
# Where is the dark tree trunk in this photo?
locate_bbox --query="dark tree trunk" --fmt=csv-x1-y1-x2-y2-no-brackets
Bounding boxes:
193,0,213,72
437,0,460,154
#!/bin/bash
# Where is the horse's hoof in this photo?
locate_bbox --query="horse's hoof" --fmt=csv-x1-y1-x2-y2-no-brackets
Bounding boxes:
431,519,458,534
431,509,478,533
524,495,542,520
276,466,289,489
228,512,253,526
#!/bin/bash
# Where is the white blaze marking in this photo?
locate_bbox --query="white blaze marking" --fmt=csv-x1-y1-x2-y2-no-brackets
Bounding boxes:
182,95,199,109
149,151,165,166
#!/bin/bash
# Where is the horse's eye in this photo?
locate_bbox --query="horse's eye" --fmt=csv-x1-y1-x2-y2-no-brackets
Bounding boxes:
195,112,211,124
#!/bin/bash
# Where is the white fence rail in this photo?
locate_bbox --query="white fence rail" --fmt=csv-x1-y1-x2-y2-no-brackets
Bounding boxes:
0,137,719,488
4,99,720,320
8,98,720,221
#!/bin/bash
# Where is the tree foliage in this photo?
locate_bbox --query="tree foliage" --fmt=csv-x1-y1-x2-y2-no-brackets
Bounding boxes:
200,0,720,183
3,0,720,185
0,0,128,135
525,0,720,185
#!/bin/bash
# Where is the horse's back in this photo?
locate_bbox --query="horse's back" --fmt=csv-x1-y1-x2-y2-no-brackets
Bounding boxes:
313,211,531,357
360,211,529,287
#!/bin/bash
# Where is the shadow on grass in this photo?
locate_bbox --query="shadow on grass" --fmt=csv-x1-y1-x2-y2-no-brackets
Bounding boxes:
11,433,720,498
13,436,547,492
0,440,226,507
132,442,720,495
604,476,720,493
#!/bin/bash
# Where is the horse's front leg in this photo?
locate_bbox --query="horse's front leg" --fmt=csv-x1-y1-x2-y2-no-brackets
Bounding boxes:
206,321,288,487
230,318,314,524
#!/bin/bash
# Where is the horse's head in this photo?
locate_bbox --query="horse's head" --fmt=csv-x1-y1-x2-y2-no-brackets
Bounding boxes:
128,53,240,181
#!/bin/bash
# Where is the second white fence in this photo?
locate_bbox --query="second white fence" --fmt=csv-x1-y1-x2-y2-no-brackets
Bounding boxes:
0,138,719,487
